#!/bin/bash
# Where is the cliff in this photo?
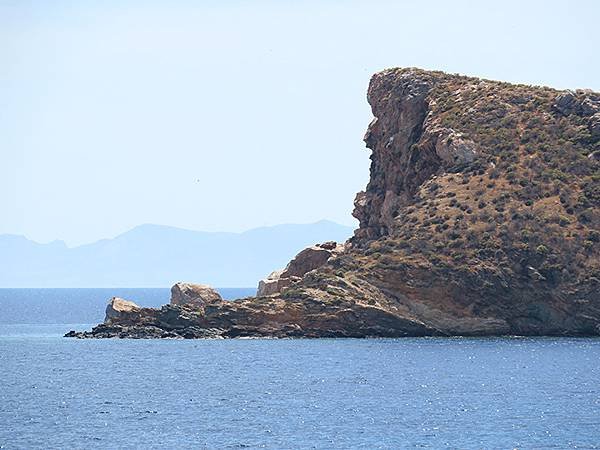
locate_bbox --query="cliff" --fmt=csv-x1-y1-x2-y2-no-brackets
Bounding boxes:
67,68,600,338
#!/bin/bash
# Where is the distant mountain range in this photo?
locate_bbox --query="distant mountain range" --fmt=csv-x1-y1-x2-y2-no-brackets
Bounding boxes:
0,221,354,288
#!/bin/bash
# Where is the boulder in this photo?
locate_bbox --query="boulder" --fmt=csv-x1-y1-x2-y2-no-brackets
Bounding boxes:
104,297,141,323
581,98,600,116
319,241,339,250
257,272,296,297
553,90,578,116
434,128,478,165
554,90,600,117
170,282,223,308
257,242,345,296
257,270,282,296
281,246,335,278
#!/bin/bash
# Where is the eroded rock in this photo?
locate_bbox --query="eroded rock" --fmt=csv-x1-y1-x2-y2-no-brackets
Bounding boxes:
170,282,222,307
553,90,579,116
256,242,345,296
257,270,295,296
554,90,600,116
433,128,478,165
105,297,141,323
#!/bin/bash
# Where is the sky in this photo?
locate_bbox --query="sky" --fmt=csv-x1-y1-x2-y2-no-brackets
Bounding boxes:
1,0,599,246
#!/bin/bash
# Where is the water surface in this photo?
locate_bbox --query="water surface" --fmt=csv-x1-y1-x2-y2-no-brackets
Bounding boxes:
1,290,599,448
0,287,255,324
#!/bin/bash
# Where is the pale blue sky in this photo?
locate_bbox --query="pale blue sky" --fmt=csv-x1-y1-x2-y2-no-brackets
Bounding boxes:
1,0,598,246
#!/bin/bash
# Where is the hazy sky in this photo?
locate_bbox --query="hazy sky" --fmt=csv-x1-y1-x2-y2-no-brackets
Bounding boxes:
2,0,599,246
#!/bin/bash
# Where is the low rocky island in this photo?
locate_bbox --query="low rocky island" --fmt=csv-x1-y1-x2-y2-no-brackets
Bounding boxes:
67,67,600,338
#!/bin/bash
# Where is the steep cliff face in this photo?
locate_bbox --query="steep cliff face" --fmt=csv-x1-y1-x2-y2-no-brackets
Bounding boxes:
68,68,600,339
341,68,600,335
354,69,438,240
354,69,480,240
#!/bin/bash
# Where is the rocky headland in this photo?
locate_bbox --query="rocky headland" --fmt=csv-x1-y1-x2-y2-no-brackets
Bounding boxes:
67,68,600,338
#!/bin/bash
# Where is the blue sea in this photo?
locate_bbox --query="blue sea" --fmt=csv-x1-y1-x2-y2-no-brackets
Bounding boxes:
1,289,600,449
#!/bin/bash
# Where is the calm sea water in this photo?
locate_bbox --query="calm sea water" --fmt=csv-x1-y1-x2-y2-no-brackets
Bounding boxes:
0,288,256,324
1,290,600,449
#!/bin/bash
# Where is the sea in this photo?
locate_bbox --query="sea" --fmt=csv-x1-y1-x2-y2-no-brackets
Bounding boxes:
1,288,599,449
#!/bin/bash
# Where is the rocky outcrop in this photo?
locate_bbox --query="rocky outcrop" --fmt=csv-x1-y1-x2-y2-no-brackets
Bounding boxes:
170,282,222,307
553,90,600,117
104,297,141,323
67,68,600,339
355,69,438,241
257,242,345,296
431,128,478,165
256,270,295,297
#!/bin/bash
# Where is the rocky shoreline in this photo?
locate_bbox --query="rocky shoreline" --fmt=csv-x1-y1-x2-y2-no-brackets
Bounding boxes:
67,67,600,339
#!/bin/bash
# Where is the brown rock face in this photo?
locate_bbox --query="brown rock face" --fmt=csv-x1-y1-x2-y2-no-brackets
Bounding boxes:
256,242,345,296
170,282,223,307
256,270,295,297
105,298,143,324
344,68,600,336
67,68,600,339
354,69,438,241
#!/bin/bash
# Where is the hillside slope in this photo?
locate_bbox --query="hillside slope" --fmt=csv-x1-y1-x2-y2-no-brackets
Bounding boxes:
317,68,600,335
71,68,600,338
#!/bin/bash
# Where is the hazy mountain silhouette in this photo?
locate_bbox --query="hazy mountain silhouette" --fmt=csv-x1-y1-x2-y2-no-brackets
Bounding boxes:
0,221,354,288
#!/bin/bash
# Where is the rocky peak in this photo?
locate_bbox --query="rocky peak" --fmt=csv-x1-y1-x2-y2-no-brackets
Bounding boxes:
353,68,466,242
